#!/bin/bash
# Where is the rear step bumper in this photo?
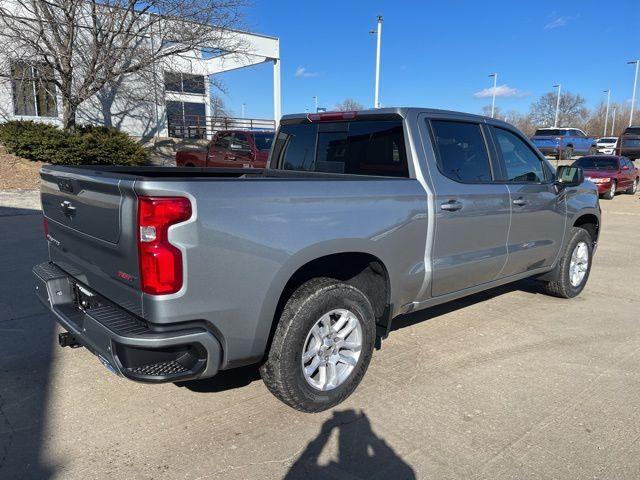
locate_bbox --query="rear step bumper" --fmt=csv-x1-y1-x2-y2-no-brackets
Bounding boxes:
33,262,221,383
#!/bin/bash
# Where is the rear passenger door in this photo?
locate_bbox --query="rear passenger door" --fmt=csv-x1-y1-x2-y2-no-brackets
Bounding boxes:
208,132,233,167
426,119,511,297
489,126,566,276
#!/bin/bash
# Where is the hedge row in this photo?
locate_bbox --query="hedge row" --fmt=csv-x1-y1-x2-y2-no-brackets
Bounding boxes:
0,120,147,165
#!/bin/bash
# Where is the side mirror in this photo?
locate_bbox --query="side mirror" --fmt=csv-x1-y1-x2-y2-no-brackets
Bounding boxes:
556,165,584,188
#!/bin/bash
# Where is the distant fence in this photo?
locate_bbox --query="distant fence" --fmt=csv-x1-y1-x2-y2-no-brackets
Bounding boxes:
167,115,276,139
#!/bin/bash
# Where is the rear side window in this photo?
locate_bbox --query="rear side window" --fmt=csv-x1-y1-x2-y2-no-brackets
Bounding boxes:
430,120,492,183
270,120,408,177
492,127,545,183
215,132,232,149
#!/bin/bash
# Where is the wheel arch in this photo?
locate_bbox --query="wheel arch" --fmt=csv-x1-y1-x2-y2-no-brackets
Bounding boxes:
573,213,600,245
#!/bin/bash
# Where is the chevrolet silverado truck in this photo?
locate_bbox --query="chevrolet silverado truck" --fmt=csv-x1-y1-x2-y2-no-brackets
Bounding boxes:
175,130,274,169
33,108,601,412
531,127,597,159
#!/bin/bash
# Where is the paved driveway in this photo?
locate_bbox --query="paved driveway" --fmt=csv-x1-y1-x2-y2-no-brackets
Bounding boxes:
1,189,640,479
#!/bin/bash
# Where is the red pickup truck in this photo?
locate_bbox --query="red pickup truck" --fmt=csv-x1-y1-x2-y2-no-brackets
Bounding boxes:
175,130,274,168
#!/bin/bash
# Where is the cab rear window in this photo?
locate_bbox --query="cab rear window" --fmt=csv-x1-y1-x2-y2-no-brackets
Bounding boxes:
270,120,408,177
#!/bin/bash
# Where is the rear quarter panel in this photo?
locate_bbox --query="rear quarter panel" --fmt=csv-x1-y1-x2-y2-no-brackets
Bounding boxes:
134,177,428,368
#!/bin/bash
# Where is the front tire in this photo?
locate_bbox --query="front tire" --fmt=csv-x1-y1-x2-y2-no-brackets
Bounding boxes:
260,278,376,412
626,178,638,194
541,227,593,299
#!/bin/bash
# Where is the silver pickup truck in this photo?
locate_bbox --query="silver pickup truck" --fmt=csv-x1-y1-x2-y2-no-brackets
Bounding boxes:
33,108,600,412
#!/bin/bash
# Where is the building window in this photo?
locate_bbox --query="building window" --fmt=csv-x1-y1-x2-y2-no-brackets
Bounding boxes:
166,100,206,139
164,72,206,95
11,62,57,117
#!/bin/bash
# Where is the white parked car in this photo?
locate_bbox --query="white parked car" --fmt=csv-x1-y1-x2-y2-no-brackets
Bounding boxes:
596,137,618,155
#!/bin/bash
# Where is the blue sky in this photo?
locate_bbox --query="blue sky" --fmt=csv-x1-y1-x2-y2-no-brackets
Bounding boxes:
214,0,640,120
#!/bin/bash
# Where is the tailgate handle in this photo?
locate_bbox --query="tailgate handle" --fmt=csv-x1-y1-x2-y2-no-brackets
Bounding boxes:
60,200,77,217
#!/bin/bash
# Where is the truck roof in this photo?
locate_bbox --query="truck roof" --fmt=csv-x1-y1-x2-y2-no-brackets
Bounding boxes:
280,107,511,127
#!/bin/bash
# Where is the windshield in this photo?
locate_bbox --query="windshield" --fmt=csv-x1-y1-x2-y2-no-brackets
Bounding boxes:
597,138,616,143
253,132,275,151
534,129,567,136
574,157,618,170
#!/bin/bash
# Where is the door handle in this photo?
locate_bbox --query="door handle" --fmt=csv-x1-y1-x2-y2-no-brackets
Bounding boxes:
513,198,528,206
440,200,463,212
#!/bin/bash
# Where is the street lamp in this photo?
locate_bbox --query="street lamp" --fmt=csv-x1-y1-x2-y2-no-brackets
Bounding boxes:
369,15,383,109
603,89,611,136
611,107,616,136
312,96,318,112
241,103,246,119
553,84,562,128
488,73,497,118
628,60,639,126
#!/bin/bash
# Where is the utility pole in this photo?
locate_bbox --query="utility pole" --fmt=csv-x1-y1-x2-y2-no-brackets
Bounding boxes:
603,89,611,136
553,84,562,128
488,73,497,118
370,16,383,108
628,60,639,126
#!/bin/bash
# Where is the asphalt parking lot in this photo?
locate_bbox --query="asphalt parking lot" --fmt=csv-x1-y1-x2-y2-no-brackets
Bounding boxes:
1,188,639,480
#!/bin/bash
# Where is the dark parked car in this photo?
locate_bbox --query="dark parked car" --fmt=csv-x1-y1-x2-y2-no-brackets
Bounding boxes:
531,128,597,159
617,126,640,160
176,130,274,169
573,155,639,199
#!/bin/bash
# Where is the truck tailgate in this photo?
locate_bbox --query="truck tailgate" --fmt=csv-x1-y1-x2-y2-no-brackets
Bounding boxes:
40,166,143,316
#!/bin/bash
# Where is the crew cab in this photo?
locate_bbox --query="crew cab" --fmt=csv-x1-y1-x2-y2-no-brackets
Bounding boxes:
617,126,640,160
175,130,274,168
531,128,597,159
34,108,600,412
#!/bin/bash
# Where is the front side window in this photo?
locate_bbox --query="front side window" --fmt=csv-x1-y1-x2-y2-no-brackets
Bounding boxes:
271,120,408,177
11,61,57,117
430,120,492,183
493,127,545,183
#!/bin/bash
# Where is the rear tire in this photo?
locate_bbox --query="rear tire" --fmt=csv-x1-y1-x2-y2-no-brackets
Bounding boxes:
588,146,597,155
626,178,638,194
260,277,376,412
541,227,593,299
602,180,616,200
563,146,574,160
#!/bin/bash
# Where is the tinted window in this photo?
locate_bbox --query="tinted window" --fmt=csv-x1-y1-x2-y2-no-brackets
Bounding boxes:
215,132,232,148
493,127,545,183
574,156,618,170
164,72,206,95
253,132,274,151
430,120,492,182
597,138,617,143
624,127,640,136
233,133,250,150
534,129,567,136
622,138,640,147
271,120,408,177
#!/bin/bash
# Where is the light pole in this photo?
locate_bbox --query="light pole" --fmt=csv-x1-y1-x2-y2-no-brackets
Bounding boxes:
628,60,639,126
611,107,616,136
241,103,246,119
369,15,383,108
553,84,562,128
488,73,497,118
312,96,318,112
603,89,611,136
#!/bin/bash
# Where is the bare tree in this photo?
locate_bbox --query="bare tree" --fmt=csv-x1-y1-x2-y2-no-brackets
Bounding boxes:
529,90,589,128
480,104,503,119
335,98,364,111
0,0,247,130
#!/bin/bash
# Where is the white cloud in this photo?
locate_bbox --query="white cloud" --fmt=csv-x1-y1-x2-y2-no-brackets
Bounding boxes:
295,66,319,78
473,84,528,99
544,15,568,30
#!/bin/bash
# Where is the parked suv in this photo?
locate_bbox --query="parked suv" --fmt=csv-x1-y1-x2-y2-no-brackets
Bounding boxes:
176,130,274,168
34,108,600,412
617,126,640,160
531,128,597,159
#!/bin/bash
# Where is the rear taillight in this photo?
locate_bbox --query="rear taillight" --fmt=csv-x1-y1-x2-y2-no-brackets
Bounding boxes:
306,111,357,122
137,196,192,295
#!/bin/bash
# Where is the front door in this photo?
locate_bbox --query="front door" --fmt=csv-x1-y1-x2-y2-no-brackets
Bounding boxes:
208,132,233,167
426,119,511,297
489,126,566,277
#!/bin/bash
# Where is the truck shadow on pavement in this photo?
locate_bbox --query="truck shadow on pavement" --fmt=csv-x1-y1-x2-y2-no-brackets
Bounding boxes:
285,409,415,479
0,205,55,479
